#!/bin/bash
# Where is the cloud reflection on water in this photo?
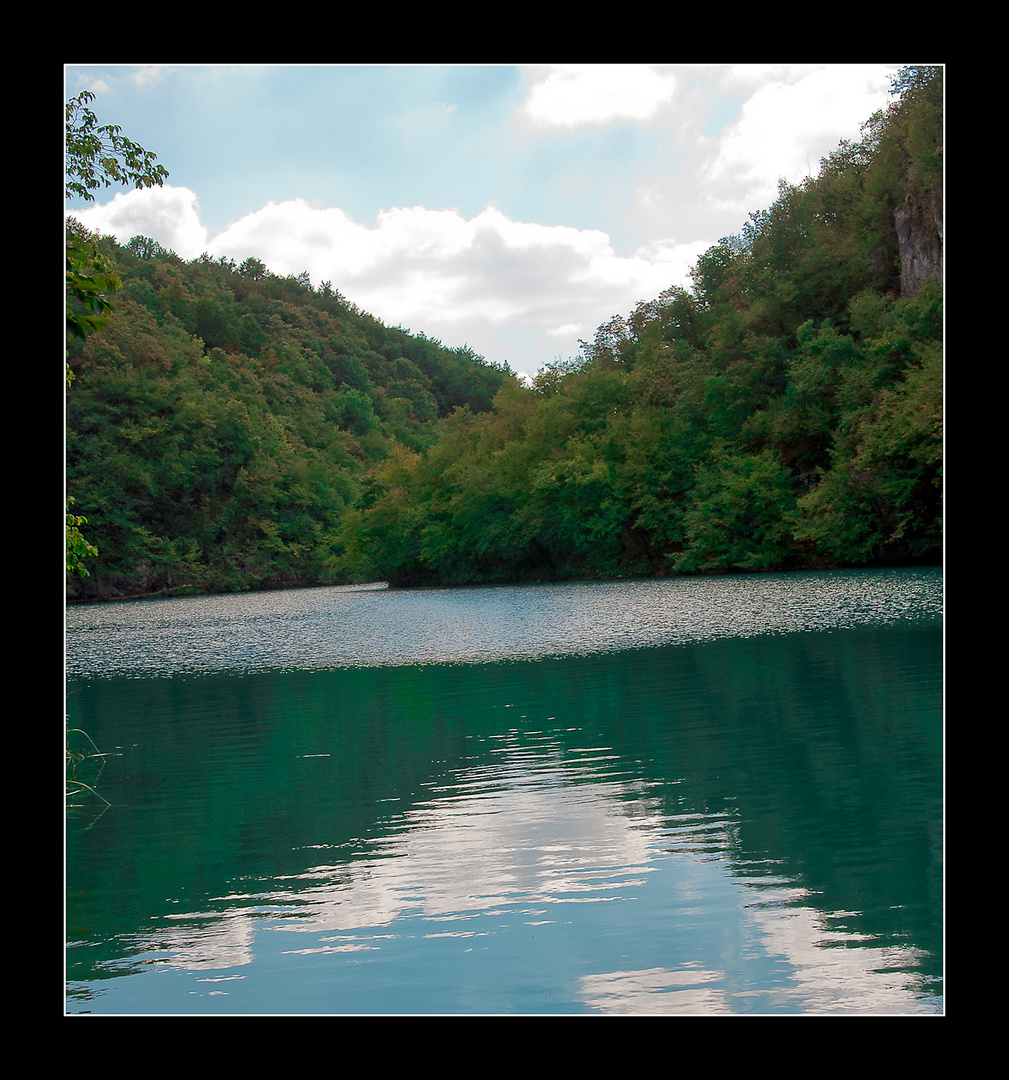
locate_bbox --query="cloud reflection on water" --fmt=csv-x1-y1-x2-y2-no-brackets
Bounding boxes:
142,733,936,1014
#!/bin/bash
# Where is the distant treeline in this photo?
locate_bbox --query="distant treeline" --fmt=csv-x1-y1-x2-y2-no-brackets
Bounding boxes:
66,65,942,599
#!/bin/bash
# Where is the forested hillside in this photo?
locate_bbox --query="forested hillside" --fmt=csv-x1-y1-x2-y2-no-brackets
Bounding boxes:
65,238,509,598
66,66,942,599
334,67,942,586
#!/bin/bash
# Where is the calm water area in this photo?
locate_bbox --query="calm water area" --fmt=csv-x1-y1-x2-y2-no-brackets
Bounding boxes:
65,567,943,1015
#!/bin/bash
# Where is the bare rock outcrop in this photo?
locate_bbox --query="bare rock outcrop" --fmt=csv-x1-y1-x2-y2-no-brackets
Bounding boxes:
895,181,942,298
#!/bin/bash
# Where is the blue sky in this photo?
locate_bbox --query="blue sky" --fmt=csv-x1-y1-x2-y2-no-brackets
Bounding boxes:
66,64,901,377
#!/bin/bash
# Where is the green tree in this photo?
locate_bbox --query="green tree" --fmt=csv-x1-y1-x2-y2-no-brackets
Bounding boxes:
238,256,267,281
65,90,171,351
66,91,169,583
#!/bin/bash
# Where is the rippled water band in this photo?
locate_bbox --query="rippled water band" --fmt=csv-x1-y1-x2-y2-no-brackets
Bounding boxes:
65,567,943,679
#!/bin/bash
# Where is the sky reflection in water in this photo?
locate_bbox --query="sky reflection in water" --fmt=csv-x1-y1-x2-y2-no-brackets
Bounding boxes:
111,767,936,1014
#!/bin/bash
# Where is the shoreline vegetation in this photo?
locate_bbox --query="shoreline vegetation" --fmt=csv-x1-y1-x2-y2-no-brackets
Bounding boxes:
66,67,942,605
66,558,942,606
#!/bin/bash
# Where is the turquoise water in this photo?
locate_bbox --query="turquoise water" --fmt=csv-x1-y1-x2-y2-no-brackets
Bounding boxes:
65,568,943,1014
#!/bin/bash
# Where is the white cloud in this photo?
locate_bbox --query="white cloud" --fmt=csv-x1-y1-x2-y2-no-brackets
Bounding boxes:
71,185,209,257
702,65,892,213
133,66,165,86
70,186,691,375
519,65,677,129
65,66,896,376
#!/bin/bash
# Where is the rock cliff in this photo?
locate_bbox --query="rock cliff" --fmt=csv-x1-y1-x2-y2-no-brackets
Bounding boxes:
895,180,943,298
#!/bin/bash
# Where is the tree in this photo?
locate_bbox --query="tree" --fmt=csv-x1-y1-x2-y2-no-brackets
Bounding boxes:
65,91,171,351
125,235,169,260
238,256,267,281
674,446,797,574
66,91,169,581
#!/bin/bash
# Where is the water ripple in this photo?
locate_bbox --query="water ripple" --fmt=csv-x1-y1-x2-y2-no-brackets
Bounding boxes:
66,568,942,680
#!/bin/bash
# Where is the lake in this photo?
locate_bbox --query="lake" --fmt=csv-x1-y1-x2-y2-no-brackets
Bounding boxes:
65,567,943,1015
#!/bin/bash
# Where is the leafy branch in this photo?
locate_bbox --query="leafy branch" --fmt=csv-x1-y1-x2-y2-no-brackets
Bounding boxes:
66,496,99,577
65,90,169,203
66,236,122,347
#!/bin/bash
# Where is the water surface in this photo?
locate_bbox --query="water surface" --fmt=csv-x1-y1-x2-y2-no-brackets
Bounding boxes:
66,568,943,1014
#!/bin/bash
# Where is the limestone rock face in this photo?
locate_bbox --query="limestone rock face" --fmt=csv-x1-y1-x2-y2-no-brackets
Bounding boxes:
895,181,942,298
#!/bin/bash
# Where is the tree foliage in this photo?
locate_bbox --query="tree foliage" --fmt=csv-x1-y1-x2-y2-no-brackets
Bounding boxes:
66,497,99,577
66,91,171,582
65,91,169,203
66,227,121,347
65,230,512,598
65,92,172,352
